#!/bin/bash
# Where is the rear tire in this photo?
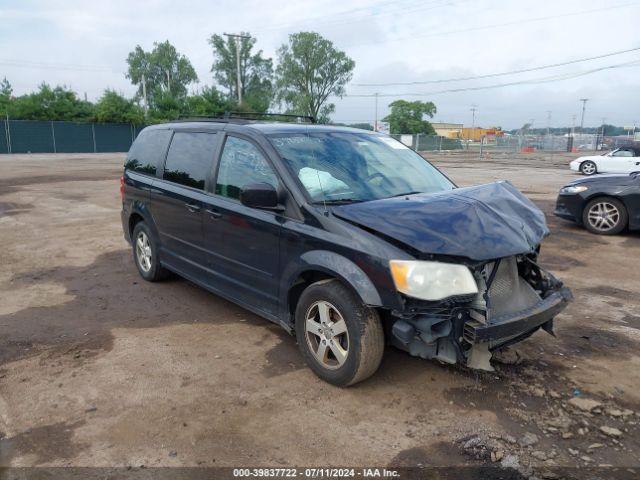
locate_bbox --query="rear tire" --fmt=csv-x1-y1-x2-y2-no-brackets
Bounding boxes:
132,221,170,281
580,160,597,175
295,279,384,387
582,197,627,235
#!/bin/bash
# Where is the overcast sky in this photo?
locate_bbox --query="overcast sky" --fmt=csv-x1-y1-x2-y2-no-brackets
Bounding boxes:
1,0,639,129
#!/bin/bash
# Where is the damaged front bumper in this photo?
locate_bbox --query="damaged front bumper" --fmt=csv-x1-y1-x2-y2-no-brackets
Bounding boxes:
464,287,572,344
388,254,573,370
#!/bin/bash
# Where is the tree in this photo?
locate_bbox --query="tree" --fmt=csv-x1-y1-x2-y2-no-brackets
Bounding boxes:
145,86,230,123
275,32,354,123
0,77,12,115
383,100,437,134
183,86,231,117
208,33,273,112
126,41,198,110
348,122,373,131
8,83,94,121
94,89,144,124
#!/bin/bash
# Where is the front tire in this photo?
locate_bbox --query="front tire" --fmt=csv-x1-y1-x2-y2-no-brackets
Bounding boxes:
295,279,385,387
132,221,170,281
582,197,627,235
580,160,597,175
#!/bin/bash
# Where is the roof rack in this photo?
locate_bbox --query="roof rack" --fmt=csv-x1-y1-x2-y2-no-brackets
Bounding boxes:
225,111,315,123
175,111,315,124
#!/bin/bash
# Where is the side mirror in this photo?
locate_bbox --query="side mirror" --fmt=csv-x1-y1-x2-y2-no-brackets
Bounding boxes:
240,182,281,210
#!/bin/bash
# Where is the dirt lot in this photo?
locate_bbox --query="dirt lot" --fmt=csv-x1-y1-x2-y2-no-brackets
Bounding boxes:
1,151,639,476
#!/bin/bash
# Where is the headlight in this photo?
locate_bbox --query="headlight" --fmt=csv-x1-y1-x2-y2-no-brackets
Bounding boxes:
389,260,478,301
560,185,588,194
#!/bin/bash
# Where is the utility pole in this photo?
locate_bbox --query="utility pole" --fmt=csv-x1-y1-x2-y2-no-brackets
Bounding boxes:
546,111,552,152
546,111,552,136
469,104,478,150
141,73,148,117
374,92,379,131
579,98,588,133
224,32,251,105
600,117,606,150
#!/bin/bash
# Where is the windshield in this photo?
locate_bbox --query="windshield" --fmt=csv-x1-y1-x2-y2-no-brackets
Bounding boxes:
267,132,454,203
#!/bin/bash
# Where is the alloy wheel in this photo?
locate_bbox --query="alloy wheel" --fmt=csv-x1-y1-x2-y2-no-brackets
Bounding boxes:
581,162,596,175
587,201,620,232
136,231,152,272
304,301,350,370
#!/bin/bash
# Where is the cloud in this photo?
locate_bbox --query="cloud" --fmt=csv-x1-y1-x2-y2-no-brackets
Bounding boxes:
1,0,639,127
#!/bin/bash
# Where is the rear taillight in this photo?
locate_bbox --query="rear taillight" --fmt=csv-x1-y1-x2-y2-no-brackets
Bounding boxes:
120,176,125,201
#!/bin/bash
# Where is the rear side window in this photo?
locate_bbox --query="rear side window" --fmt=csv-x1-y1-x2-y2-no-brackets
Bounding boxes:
125,129,172,175
215,136,278,200
163,132,218,190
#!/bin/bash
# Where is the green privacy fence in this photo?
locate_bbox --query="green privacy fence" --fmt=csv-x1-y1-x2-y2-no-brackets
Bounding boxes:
0,119,145,154
390,133,463,151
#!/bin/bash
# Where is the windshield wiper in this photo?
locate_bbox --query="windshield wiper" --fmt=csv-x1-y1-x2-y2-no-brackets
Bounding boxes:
389,191,423,198
313,198,365,205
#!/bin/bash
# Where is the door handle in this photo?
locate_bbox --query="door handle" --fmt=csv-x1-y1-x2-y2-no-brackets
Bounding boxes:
185,203,201,213
205,208,222,219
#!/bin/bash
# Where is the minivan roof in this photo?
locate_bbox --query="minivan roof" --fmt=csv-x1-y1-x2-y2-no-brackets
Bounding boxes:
145,121,379,135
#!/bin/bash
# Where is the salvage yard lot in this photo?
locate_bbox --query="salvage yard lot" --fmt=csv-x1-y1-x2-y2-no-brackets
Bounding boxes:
1,151,639,471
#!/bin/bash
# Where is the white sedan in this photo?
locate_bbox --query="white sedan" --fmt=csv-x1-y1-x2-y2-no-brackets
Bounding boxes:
570,147,640,175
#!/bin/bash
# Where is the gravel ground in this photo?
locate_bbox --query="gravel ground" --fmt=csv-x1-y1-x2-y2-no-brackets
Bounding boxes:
0,151,639,476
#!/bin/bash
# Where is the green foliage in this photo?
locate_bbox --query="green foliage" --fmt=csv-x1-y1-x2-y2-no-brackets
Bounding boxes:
8,83,94,121
126,40,198,109
94,89,144,124
208,33,273,112
0,76,229,124
383,100,437,134
0,77,12,115
330,122,374,130
348,122,373,131
275,32,355,123
146,86,230,123
183,86,231,117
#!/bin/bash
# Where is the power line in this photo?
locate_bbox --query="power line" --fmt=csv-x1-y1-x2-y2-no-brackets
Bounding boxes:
0,59,118,72
343,1,640,48
353,46,640,87
253,0,455,32
345,59,640,97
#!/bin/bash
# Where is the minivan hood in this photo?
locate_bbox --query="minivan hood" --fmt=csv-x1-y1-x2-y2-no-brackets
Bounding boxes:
332,181,549,262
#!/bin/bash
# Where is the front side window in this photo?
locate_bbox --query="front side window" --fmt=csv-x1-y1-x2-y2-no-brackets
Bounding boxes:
267,132,454,203
215,136,278,200
163,132,218,190
612,149,633,157
125,129,172,175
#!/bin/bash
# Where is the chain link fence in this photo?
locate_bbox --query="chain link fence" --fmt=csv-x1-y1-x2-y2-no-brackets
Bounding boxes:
1,119,145,154
390,132,607,154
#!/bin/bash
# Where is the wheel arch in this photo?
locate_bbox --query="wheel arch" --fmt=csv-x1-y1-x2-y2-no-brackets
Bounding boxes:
283,251,384,326
127,202,160,241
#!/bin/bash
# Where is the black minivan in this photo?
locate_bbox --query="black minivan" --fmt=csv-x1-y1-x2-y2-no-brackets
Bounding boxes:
121,119,572,386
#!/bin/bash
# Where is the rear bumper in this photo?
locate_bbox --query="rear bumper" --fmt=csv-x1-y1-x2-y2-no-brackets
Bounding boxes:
465,287,573,344
121,208,131,244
